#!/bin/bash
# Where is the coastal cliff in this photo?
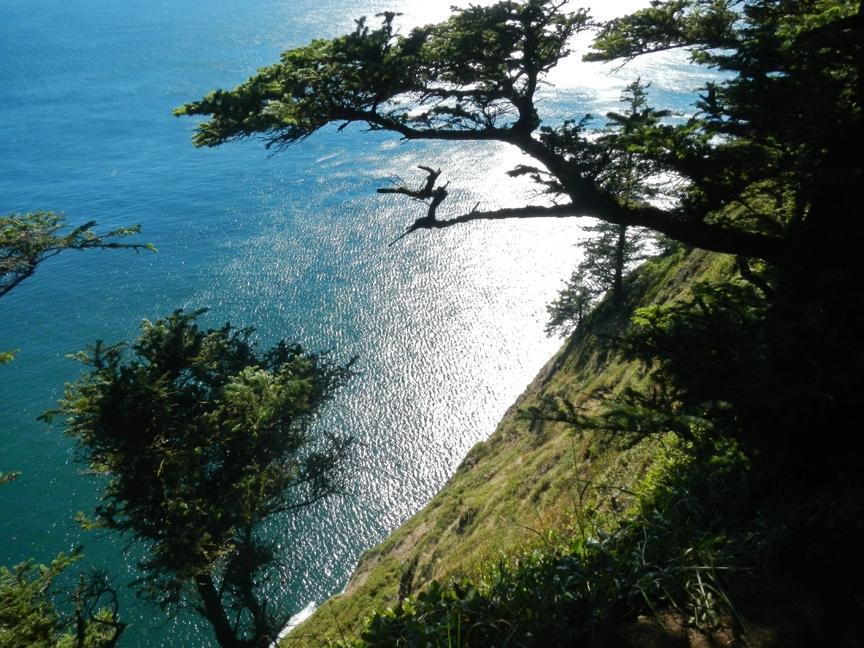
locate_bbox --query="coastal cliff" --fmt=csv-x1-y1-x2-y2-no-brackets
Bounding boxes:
286,247,733,645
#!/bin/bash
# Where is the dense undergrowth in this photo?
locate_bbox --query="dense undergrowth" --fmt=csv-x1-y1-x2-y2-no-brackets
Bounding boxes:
343,433,759,647
344,440,863,647
298,243,864,647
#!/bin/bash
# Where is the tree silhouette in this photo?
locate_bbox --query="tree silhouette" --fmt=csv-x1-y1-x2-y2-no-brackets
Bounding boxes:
176,0,864,474
0,211,153,299
45,310,354,648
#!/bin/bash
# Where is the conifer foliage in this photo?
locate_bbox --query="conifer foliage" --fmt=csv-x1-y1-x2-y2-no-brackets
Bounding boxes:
177,0,862,461
45,310,354,648
0,553,124,648
0,211,152,299
1,213,149,647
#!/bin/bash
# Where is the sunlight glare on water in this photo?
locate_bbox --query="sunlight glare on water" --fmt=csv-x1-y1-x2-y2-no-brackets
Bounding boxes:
0,1,713,644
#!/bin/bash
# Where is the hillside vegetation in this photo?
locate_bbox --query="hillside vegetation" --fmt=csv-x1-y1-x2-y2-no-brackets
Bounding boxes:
180,1,863,643
287,247,741,645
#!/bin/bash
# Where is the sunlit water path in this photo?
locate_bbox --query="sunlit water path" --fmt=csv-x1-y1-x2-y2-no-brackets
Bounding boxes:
1,1,706,643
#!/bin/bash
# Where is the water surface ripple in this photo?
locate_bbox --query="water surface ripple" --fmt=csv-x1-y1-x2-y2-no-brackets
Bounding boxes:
0,1,704,643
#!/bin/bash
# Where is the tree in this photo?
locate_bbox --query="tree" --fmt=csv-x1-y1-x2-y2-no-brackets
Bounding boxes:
44,310,354,648
175,0,862,465
174,0,819,262
1,211,152,647
546,80,661,336
0,211,154,299
173,0,862,257
545,221,653,336
0,552,124,648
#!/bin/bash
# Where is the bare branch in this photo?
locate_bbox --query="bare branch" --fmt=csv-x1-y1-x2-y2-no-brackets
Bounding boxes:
388,187,452,247
381,166,582,247
391,199,579,246
377,166,442,200
408,203,579,231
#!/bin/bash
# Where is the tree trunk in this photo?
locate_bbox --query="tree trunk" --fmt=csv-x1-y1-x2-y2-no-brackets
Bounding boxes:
195,573,241,648
613,224,626,299
239,571,271,647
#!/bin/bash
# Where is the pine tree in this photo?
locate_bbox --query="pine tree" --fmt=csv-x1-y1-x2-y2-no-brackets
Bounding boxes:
45,310,354,648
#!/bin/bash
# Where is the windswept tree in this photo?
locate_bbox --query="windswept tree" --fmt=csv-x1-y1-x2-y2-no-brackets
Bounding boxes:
0,211,153,300
174,0,835,261
44,310,354,648
176,0,863,464
0,553,125,648
1,211,151,647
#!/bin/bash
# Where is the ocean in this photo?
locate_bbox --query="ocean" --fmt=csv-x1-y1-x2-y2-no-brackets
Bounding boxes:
0,1,708,643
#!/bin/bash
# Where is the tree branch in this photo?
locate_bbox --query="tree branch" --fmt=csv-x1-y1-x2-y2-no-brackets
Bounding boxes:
511,136,786,262
1,213,156,299
333,107,520,144
394,202,580,246
377,166,442,200
381,164,784,263
409,196,784,262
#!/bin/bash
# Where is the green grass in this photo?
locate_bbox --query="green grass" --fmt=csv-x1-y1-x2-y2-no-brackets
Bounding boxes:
338,432,758,647
282,248,735,646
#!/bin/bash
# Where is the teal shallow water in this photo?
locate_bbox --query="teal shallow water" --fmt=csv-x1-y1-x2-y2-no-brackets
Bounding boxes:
0,1,707,643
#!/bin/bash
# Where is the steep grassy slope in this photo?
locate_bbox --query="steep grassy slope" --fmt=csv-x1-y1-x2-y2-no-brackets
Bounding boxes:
285,248,733,646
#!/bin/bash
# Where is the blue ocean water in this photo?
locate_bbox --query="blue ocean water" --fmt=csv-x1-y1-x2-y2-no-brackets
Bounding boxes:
0,1,708,644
